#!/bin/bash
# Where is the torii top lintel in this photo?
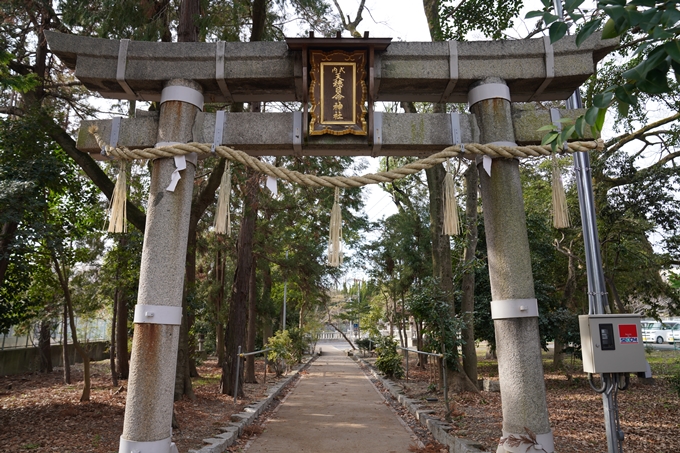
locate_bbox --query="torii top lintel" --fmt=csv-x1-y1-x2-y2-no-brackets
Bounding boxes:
45,31,616,105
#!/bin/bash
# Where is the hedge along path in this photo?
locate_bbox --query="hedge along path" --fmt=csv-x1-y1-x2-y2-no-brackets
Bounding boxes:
90,126,603,189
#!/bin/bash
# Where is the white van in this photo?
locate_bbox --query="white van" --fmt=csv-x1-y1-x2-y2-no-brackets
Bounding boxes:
642,321,679,344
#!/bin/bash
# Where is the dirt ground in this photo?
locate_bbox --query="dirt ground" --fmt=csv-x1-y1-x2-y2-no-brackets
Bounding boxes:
0,359,288,453
370,349,680,453
1,350,679,453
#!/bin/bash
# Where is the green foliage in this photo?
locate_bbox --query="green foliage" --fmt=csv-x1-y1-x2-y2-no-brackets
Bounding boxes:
374,336,404,379
287,326,310,363
266,330,295,376
438,0,524,40
265,327,312,375
527,0,680,137
0,112,68,332
407,277,464,370
0,51,39,92
356,337,376,352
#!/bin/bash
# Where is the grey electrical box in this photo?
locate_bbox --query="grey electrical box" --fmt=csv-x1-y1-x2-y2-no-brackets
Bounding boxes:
579,314,647,374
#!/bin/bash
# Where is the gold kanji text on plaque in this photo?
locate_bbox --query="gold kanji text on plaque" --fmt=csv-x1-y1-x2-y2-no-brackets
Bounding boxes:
309,50,367,136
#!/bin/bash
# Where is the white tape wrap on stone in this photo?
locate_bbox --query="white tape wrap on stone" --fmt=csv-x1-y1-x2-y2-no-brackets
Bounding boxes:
490,298,539,320
160,85,204,111
133,304,183,326
119,436,178,453
468,83,511,107
497,429,554,453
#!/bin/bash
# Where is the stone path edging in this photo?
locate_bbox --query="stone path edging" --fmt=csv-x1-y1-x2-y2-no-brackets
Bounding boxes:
352,355,491,453
188,355,318,453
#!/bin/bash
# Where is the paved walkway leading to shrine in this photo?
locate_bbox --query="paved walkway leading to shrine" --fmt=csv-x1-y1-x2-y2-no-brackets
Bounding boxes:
244,343,417,453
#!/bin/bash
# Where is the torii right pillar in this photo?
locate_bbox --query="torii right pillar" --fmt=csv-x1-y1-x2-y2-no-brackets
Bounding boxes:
469,77,554,453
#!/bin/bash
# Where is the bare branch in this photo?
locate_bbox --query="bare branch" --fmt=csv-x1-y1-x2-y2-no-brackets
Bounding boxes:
603,112,680,154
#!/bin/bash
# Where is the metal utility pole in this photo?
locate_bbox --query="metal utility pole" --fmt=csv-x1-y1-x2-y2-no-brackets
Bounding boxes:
551,2,621,452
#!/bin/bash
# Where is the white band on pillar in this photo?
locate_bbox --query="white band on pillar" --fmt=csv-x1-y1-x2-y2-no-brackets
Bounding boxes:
499,429,554,453
160,85,204,111
468,83,511,107
119,436,178,453
134,304,183,326
490,298,538,319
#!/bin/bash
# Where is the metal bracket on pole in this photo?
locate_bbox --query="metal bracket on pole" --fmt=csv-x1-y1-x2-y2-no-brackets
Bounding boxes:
371,111,383,157
212,110,225,153
160,85,204,111
440,41,459,103
133,304,183,326
450,112,461,147
530,36,555,101
117,39,140,100
293,111,303,156
102,116,122,159
490,298,539,319
119,435,178,453
215,41,233,102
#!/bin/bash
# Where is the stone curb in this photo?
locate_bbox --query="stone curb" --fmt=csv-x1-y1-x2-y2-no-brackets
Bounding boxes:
352,355,491,453
188,355,317,453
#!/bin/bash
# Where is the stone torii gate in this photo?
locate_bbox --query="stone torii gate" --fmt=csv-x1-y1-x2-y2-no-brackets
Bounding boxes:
46,31,615,453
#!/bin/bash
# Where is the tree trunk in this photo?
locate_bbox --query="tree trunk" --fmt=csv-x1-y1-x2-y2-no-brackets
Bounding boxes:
175,300,196,401
461,163,479,384
39,320,53,373
425,161,455,308
245,258,258,383
62,302,71,384
261,260,273,346
327,319,356,349
53,254,91,402
215,249,226,367
115,284,129,379
173,0,227,401
553,337,564,369
250,0,267,42
220,171,259,396
178,0,200,43
0,221,18,289
110,288,118,386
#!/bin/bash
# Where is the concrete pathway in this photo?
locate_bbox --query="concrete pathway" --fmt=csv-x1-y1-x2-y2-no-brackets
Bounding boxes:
244,343,417,453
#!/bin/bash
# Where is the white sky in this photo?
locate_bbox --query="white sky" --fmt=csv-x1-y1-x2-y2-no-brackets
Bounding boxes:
331,0,432,41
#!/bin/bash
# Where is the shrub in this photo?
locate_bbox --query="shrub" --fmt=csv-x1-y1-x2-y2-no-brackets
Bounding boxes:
356,337,376,352
375,336,404,379
287,327,310,363
266,330,294,376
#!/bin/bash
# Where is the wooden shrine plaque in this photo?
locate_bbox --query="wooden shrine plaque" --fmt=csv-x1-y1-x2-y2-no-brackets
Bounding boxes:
309,50,367,136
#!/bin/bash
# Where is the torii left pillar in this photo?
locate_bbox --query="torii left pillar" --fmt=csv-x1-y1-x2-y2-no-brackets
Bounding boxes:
119,79,202,453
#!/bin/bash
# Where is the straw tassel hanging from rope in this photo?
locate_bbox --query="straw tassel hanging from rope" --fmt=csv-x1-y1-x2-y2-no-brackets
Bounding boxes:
214,161,232,235
107,160,127,233
328,187,343,267
551,153,570,229
443,161,460,236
